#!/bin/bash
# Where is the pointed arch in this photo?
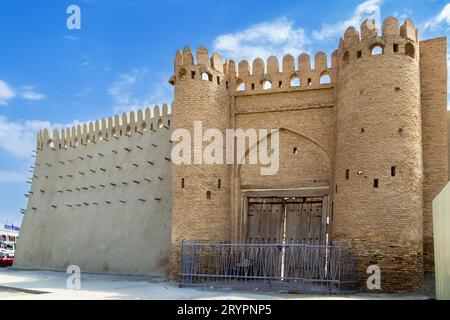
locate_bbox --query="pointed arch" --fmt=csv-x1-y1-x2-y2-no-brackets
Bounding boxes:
236,127,331,175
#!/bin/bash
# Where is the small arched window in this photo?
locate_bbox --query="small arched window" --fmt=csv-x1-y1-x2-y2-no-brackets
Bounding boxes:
320,73,331,84
201,72,212,81
371,45,383,55
141,122,147,132
157,119,164,129
262,80,272,90
405,43,415,59
236,79,245,91
290,76,300,87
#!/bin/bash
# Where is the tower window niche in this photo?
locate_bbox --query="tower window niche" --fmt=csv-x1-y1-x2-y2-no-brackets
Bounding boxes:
405,43,415,59
345,169,350,180
343,51,350,64
218,179,221,189
393,44,399,53
391,166,397,177
206,191,211,199
374,179,379,188
181,178,185,188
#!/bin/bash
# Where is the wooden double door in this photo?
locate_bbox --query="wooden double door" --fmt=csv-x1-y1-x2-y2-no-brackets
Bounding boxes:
246,196,327,244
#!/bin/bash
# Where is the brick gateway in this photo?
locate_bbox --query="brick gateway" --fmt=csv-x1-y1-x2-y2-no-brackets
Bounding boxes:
15,16,449,292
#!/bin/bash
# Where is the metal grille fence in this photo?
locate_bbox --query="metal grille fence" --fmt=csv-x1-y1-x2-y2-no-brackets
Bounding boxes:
179,242,357,294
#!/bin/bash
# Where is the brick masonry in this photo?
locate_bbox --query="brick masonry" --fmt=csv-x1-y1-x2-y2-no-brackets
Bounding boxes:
170,17,448,291
420,37,449,275
17,16,448,293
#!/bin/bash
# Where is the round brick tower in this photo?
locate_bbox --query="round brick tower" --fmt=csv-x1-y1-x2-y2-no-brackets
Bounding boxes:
169,46,232,278
332,17,423,291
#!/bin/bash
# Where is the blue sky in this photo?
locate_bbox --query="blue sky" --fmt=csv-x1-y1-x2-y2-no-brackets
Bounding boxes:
0,0,449,225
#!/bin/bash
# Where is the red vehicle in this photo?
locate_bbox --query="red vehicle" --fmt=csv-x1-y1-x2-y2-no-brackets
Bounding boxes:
0,252,13,267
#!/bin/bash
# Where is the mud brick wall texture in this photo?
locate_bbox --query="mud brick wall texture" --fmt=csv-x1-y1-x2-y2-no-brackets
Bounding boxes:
17,17,448,292
420,37,449,275
15,107,173,277
170,17,448,291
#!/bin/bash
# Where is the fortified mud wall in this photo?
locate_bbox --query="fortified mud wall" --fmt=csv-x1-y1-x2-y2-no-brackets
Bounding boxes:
14,106,173,277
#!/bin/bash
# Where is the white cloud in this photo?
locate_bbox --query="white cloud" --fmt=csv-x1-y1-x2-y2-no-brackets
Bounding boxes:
108,69,142,110
0,170,28,183
393,8,413,21
211,0,384,63
63,35,79,41
74,87,93,97
145,72,173,108
0,116,53,158
0,80,16,106
424,3,450,30
109,69,172,114
312,0,383,41
0,116,80,159
213,17,309,63
0,81,46,104
80,54,92,68
20,86,46,101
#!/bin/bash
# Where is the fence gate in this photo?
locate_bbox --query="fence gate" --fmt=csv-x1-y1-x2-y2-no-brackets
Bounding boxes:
179,242,357,294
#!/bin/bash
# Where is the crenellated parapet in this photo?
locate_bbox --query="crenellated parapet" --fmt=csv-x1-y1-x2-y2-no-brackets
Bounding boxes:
338,17,419,69
170,45,337,94
170,46,228,89
227,51,337,94
37,104,172,151
171,18,420,96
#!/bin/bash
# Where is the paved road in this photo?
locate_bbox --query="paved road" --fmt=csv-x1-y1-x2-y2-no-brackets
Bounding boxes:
0,268,433,300
0,287,32,299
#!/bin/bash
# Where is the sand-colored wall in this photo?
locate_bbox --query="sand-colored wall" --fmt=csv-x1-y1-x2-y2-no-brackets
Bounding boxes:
14,107,173,277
